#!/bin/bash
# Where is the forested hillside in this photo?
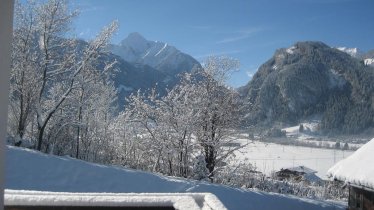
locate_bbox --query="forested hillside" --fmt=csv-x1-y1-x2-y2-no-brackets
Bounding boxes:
239,41,374,134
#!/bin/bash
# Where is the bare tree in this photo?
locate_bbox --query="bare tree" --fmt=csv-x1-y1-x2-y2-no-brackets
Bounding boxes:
193,56,241,181
33,0,117,151
9,1,39,145
121,56,242,180
9,0,118,151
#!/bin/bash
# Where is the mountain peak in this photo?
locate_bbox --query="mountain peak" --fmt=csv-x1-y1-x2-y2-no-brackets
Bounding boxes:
120,32,149,54
110,33,200,75
296,41,329,47
274,41,330,58
126,32,146,41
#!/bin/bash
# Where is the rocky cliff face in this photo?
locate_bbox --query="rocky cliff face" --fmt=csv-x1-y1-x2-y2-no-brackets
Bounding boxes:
240,41,374,133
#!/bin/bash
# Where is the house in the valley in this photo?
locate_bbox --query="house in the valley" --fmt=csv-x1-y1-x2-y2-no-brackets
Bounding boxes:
328,138,374,210
275,165,322,184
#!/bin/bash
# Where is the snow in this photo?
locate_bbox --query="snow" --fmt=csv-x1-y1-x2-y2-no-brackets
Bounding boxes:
327,138,374,189
364,58,374,66
277,166,322,183
282,122,319,134
328,69,346,88
336,47,362,58
113,32,182,70
286,46,296,54
5,146,345,210
5,190,225,210
142,50,151,59
233,139,353,179
155,43,168,57
303,173,323,184
281,123,363,149
283,166,317,174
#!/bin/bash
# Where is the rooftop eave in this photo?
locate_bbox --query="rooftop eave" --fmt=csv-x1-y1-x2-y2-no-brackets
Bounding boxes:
349,183,374,193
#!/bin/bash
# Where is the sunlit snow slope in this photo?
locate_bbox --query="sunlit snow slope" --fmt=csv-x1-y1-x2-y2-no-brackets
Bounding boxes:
5,146,345,210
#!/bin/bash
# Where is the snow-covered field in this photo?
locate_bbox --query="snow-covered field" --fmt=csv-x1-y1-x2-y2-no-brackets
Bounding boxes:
233,139,354,179
5,146,345,210
281,123,366,149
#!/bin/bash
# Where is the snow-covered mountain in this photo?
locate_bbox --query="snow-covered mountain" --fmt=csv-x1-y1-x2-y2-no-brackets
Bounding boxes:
365,58,374,66
51,34,201,109
109,32,201,75
362,49,374,67
336,47,363,58
90,33,201,107
239,41,374,133
336,47,374,66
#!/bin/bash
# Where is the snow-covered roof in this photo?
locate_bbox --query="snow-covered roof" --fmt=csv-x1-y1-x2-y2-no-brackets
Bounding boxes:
303,173,322,183
282,166,317,174
327,138,374,189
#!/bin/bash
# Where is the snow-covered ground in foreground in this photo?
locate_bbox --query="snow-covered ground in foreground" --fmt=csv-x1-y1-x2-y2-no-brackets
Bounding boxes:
233,139,353,179
5,146,345,210
5,190,226,210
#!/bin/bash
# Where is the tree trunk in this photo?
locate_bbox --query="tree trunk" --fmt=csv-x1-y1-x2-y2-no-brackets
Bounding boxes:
37,124,46,151
76,88,84,158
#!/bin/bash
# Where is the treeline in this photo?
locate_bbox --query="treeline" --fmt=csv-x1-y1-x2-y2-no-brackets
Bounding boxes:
320,66,374,134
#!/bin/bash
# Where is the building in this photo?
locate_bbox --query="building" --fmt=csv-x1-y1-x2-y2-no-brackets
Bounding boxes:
328,138,374,210
275,166,322,184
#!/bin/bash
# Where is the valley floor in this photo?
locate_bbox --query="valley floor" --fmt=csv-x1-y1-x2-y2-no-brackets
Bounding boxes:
232,138,353,179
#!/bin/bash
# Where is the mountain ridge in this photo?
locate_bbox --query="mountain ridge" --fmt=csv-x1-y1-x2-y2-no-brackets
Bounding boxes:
101,33,202,107
336,46,374,66
109,32,201,75
240,41,374,134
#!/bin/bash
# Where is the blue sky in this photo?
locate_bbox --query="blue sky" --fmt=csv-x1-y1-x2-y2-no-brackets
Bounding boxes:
72,0,374,87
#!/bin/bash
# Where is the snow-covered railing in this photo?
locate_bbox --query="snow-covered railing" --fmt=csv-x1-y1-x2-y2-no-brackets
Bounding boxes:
4,190,227,210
